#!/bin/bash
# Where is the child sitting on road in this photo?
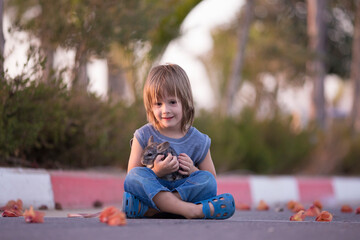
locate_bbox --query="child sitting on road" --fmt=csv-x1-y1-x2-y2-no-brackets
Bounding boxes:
123,63,235,219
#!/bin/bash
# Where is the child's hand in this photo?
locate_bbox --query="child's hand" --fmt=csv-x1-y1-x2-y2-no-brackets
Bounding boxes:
178,153,198,176
153,153,179,177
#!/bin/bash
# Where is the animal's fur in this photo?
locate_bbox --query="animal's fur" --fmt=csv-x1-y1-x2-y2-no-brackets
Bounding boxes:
141,136,186,181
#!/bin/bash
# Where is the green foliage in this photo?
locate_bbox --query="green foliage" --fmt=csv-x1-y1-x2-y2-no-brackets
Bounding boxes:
2,73,359,175
194,108,314,174
0,69,313,173
0,76,65,156
25,91,146,169
326,0,356,78
0,75,146,169
7,0,203,60
204,0,357,113
149,0,203,57
340,135,360,175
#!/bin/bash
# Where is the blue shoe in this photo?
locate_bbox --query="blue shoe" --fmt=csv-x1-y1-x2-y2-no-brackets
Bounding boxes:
195,193,235,219
122,192,149,218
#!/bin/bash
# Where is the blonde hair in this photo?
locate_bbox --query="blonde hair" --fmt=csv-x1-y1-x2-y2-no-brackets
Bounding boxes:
143,63,194,133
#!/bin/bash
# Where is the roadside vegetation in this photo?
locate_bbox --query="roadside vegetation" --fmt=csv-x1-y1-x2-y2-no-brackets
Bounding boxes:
1,0,360,175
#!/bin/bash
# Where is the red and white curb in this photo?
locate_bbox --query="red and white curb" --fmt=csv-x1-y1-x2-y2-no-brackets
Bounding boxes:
1,167,360,209
217,175,360,207
0,168,124,209
0,168,54,209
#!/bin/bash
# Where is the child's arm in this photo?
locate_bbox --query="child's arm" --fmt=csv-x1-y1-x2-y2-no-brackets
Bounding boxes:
197,150,216,177
178,150,216,177
127,137,144,172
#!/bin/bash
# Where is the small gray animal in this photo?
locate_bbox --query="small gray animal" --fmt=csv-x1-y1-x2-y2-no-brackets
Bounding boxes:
141,136,186,181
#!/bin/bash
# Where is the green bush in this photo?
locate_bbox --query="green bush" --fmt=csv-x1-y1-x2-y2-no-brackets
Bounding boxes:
24,92,147,169
194,108,314,174
341,134,360,175
2,74,358,175
0,77,68,162
0,75,146,169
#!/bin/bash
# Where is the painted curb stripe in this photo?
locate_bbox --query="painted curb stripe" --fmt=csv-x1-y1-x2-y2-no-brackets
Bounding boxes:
50,171,124,209
217,176,252,204
297,177,334,204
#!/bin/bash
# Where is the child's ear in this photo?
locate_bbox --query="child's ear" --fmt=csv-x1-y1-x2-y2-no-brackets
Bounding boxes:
157,142,170,152
148,136,154,145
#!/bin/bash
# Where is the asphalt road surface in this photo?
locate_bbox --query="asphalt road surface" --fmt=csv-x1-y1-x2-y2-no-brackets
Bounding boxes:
1,209,360,240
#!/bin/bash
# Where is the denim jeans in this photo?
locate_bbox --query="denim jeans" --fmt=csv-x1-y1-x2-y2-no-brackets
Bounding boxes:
124,167,217,210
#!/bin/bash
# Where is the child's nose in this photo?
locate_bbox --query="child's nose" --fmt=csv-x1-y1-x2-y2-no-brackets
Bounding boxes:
161,103,169,113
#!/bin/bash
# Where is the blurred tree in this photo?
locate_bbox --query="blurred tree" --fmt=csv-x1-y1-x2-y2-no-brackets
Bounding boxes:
0,0,5,75
148,0,203,58
224,0,254,116
6,0,71,84
201,0,309,115
106,43,140,104
107,46,129,103
203,0,355,120
107,0,203,103
350,0,360,133
326,1,354,78
307,0,327,129
57,0,154,91
7,0,202,98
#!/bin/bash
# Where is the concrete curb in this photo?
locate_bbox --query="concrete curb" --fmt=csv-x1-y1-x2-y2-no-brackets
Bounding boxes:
1,167,360,209
217,175,360,207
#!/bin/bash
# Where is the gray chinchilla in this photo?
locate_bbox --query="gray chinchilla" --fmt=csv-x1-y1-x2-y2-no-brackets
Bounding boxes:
141,136,186,181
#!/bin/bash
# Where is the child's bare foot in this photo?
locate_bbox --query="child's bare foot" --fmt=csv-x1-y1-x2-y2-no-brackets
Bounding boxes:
193,200,215,218
144,207,159,217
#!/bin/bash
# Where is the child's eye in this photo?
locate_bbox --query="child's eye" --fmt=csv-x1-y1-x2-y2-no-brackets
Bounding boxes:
169,100,177,105
154,102,162,107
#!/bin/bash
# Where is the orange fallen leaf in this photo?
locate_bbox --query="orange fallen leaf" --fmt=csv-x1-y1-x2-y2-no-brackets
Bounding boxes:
290,210,306,221
292,202,305,213
287,200,297,211
23,206,44,223
304,205,321,217
99,206,126,226
341,205,353,213
256,200,269,211
313,200,323,211
315,211,333,222
107,211,127,226
1,199,23,217
99,206,118,223
0,199,23,211
2,209,22,217
236,203,251,211
356,207,360,214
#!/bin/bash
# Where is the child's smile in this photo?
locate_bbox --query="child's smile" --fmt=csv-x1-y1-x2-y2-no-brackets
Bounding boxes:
162,116,174,120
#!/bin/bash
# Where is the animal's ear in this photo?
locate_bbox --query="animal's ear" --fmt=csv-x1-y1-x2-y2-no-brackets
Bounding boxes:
157,142,170,152
147,136,154,145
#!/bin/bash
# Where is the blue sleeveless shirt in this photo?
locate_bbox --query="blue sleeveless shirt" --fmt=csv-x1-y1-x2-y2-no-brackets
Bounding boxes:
134,123,211,166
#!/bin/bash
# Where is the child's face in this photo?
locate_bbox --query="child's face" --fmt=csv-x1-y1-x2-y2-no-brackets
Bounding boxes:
152,94,183,131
